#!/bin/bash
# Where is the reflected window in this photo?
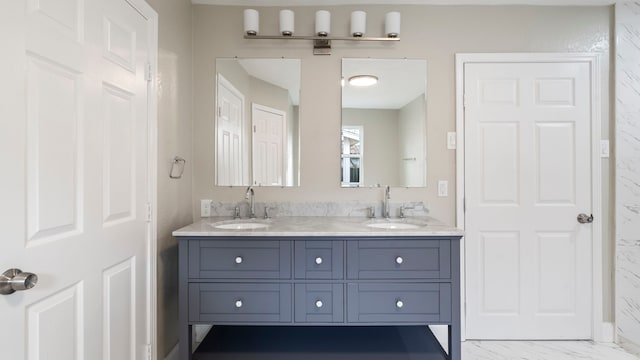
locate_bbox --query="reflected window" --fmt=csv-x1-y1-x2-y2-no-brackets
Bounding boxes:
341,126,363,187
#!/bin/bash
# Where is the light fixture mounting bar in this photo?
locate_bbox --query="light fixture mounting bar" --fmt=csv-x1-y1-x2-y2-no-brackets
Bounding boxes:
244,35,399,55
243,35,400,42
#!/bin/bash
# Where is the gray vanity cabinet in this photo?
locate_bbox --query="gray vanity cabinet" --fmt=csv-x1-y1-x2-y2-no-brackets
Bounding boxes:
178,235,461,360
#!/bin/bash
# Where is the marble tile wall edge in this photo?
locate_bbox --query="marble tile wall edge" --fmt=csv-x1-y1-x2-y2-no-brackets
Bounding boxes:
616,1,640,354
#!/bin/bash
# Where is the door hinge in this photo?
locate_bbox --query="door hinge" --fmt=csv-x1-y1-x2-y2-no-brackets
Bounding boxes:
145,63,152,82
146,203,152,223
218,107,222,117
463,94,468,108
253,125,256,133
146,344,152,360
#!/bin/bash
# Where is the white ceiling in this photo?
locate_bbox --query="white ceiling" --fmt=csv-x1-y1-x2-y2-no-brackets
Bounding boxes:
238,58,301,105
342,58,426,109
193,0,614,6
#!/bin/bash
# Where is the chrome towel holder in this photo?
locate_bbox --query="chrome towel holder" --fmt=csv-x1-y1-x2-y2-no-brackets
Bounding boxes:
170,156,186,179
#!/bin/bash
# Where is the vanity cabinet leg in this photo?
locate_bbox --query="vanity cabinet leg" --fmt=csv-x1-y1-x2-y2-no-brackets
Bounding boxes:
178,240,191,360
179,324,192,360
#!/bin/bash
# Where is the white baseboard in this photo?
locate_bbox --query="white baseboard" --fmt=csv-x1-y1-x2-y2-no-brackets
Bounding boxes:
599,322,615,343
165,344,178,360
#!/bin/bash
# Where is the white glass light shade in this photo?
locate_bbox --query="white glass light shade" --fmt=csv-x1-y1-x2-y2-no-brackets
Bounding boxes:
279,9,294,36
350,11,366,37
348,75,378,87
385,11,401,38
244,9,259,35
315,10,331,36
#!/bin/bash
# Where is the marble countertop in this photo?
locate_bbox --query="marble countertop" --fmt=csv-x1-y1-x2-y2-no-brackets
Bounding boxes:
172,216,463,237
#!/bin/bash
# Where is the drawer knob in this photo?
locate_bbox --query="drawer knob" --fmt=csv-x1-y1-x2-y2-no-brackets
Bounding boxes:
235,300,243,308
315,257,323,265
396,300,404,309
395,256,404,265
315,300,323,308
235,256,243,264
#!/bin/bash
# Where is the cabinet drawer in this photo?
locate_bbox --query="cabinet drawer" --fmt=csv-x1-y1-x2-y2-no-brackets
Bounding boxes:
347,283,451,323
189,283,292,323
294,283,344,323
294,241,343,279
188,240,291,279
347,240,450,279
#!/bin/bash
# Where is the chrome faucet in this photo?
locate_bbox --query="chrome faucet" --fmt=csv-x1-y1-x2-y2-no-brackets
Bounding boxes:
383,185,391,218
245,186,255,218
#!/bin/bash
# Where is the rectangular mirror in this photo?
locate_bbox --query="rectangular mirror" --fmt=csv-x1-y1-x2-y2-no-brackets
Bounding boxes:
215,58,301,187
341,58,427,188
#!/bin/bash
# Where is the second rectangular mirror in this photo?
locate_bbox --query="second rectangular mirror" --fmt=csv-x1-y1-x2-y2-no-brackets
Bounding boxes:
215,58,301,187
341,58,427,188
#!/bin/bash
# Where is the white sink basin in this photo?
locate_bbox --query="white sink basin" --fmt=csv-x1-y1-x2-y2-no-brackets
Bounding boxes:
366,222,420,230
212,222,269,230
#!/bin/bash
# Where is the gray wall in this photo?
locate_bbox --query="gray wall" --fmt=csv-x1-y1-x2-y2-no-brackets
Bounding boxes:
192,4,611,224
145,0,193,357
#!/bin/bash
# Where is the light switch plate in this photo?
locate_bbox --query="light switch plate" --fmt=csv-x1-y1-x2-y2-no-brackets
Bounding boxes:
447,132,457,150
200,199,212,217
600,140,610,158
438,180,448,197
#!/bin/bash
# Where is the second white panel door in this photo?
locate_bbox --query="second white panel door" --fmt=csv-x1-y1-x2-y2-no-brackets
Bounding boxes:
464,61,593,339
252,103,286,186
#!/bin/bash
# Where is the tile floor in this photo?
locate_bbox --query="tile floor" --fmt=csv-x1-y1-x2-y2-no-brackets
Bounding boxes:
463,340,639,360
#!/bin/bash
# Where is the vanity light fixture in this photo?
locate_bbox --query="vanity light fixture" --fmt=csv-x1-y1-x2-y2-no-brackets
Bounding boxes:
280,9,294,36
348,75,378,87
315,10,331,36
244,9,259,36
351,11,366,37
243,9,400,55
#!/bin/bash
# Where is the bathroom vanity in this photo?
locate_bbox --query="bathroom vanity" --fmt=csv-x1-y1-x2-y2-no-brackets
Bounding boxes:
174,217,463,360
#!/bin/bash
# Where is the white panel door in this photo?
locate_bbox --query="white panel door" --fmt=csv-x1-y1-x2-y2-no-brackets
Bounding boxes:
252,103,286,186
0,0,152,359
464,62,593,339
216,74,246,186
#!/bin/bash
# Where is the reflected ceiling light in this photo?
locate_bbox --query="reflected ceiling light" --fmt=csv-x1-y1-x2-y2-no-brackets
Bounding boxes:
348,75,378,87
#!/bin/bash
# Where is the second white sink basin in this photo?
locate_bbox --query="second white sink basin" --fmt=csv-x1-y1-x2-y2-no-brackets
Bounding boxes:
212,221,269,230
366,222,420,230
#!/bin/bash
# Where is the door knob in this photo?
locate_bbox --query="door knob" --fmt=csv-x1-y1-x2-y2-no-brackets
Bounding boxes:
577,213,594,224
0,269,38,295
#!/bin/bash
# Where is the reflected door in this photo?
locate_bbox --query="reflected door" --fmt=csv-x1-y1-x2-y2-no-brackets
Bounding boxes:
216,74,246,186
464,61,593,339
252,103,285,186
0,0,152,359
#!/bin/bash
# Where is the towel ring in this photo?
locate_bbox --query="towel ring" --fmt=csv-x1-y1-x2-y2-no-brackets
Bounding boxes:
170,156,186,179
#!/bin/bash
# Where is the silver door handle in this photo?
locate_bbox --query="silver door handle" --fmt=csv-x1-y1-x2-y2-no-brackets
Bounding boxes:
577,213,594,224
0,269,38,295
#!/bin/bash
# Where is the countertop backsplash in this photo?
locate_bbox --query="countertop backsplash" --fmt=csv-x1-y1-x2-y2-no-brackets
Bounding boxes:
209,201,430,219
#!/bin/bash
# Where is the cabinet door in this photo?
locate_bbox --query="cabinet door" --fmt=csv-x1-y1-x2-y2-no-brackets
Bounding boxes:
294,283,344,323
188,240,291,279
189,283,292,323
294,240,343,279
347,240,450,279
347,283,451,324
